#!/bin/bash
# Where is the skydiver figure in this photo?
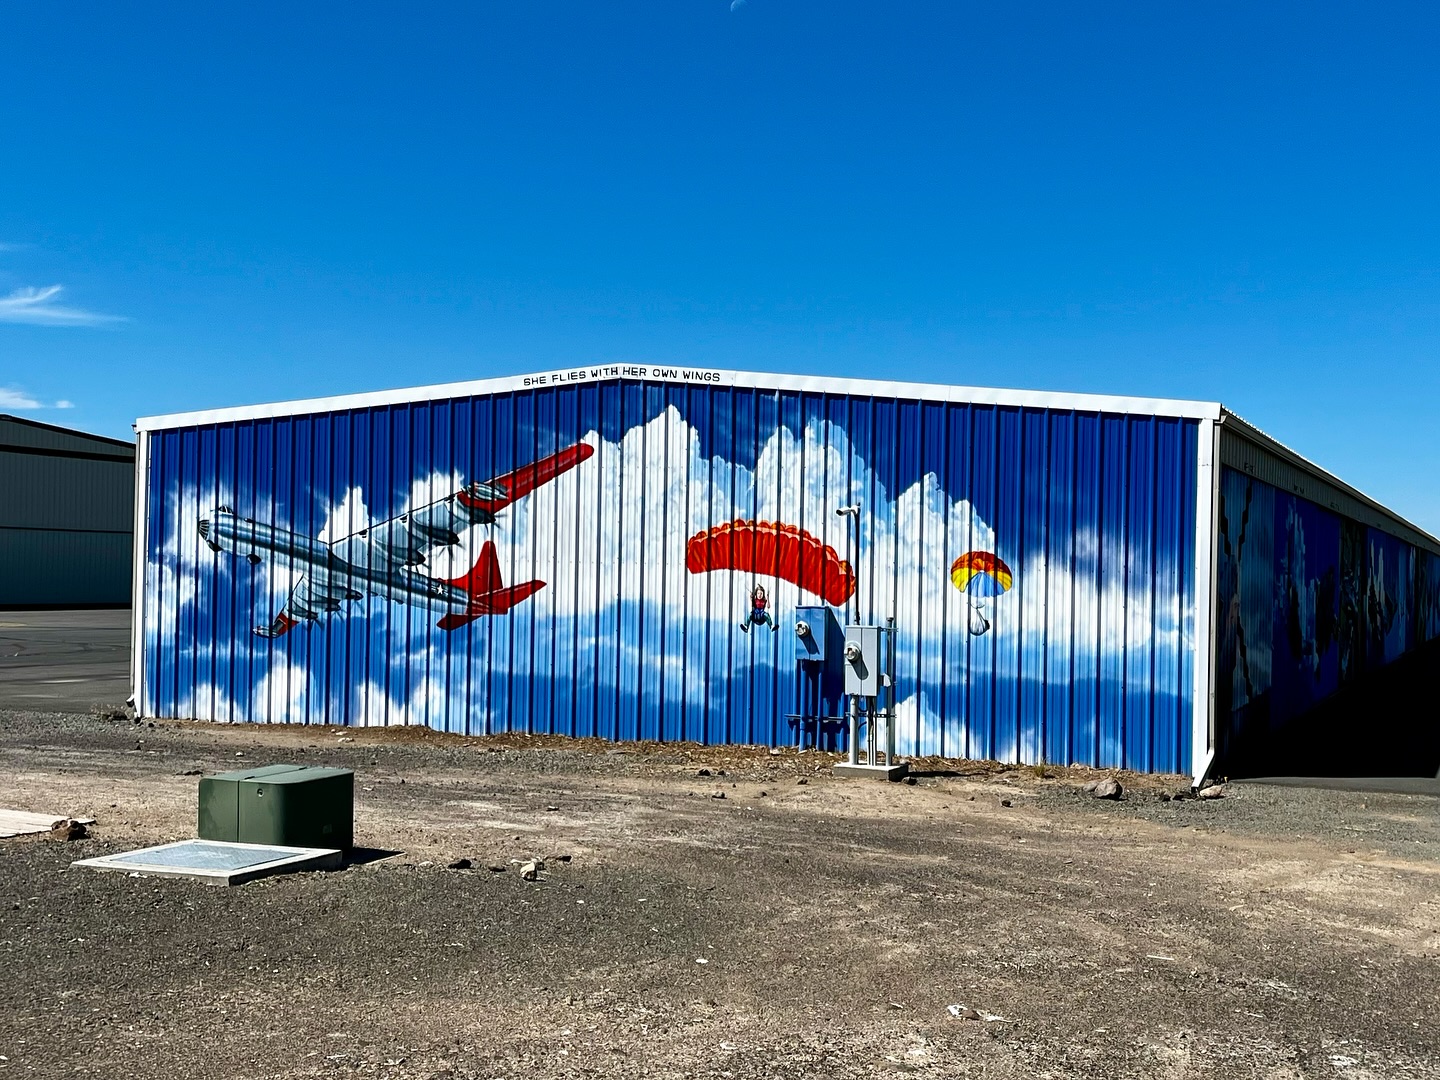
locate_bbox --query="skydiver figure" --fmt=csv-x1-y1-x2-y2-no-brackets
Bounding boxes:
740,584,777,633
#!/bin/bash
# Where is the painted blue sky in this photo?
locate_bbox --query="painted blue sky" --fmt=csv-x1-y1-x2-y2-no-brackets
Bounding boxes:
3,3,1438,532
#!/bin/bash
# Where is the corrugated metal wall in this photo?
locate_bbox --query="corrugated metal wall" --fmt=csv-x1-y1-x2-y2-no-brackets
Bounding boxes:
140,381,1199,773
0,416,135,606
1216,464,1440,766
1219,424,1438,553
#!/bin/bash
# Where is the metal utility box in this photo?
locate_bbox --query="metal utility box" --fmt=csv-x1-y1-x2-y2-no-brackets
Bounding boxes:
789,604,848,751
843,625,882,697
793,604,843,664
198,764,353,851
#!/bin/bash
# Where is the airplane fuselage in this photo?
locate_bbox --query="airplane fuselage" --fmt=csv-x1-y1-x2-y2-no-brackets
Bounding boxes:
194,442,591,636
199,511,476,614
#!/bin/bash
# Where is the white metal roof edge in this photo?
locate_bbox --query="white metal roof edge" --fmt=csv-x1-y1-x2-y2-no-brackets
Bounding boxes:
1219,409,1440,553
134,364,1224,432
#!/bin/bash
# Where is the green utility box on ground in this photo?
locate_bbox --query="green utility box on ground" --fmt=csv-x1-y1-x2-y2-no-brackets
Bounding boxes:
198,764,354,851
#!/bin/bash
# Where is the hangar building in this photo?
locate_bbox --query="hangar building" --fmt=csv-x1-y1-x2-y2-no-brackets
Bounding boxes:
1,414,135,607
131,367,1440,783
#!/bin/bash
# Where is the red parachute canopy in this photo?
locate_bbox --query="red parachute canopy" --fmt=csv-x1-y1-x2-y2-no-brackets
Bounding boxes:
685,519,856,606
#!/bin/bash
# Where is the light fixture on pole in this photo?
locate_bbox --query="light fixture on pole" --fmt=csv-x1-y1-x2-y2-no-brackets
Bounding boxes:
834,503,860,625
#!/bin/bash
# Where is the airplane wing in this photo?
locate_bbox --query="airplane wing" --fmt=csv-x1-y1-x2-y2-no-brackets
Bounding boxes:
253,571,363,638
329,442,595,575
456,442,594,520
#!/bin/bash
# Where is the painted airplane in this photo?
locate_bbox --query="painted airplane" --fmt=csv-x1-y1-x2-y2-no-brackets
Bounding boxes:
198,442,594,638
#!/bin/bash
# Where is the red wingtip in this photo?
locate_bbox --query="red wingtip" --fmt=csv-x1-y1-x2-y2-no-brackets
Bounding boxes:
253,613,300,638
458,441,595,514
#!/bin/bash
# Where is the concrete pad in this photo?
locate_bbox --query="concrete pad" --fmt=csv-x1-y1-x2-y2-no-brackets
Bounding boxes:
72,839,343,885
833,762,910,781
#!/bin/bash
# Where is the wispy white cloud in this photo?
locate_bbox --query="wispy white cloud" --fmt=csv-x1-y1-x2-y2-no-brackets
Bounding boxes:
317,486,372,543
0,388,41,409
0,386,76,411
0,284,122,326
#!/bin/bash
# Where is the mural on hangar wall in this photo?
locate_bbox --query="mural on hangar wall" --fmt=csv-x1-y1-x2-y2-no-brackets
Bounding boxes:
143,379,1200,772
1216,466,1440,751
197,441,597,637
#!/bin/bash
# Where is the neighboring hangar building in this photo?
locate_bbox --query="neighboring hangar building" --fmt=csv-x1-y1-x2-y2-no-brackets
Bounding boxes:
1,414,135,607
132,367,1440,783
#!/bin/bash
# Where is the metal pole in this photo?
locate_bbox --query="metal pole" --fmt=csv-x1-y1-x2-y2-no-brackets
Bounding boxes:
851,507,861,625
848,694,860,766
885,618,897,766
835,503,860,627
866,696,877,765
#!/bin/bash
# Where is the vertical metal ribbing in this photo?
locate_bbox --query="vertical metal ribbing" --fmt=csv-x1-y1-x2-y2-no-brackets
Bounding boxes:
139,382,1210,774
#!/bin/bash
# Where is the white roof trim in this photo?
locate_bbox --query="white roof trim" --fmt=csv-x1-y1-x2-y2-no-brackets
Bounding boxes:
135,364,1223,432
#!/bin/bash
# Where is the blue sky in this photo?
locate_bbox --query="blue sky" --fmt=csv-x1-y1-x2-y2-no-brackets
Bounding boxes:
3,3,1438,532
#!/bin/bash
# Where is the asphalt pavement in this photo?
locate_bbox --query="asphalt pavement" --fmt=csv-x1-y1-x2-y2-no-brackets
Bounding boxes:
1236,774,1440,796
0,608,131,713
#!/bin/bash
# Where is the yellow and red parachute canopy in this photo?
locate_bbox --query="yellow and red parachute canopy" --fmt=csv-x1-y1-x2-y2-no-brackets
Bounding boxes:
949,551,1013,596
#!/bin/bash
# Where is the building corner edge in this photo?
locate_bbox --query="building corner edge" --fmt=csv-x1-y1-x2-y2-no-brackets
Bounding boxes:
1190,416,1220,787
128,431,150,718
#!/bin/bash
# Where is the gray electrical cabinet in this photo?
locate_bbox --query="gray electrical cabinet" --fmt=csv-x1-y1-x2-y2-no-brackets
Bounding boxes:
835,622,907,781
843,625,882,697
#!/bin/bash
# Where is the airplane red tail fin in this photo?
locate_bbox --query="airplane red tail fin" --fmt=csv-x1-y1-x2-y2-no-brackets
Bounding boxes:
445,539,503,596
437,541,545,630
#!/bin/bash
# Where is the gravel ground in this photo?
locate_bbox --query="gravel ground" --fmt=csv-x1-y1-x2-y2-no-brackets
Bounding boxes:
2,708,1439,1079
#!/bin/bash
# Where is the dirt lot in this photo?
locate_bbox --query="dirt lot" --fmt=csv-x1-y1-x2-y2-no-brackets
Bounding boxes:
2,710,1438,1079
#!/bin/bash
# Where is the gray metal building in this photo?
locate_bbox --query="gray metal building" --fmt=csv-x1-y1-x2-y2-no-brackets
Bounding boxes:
0,415,135,607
